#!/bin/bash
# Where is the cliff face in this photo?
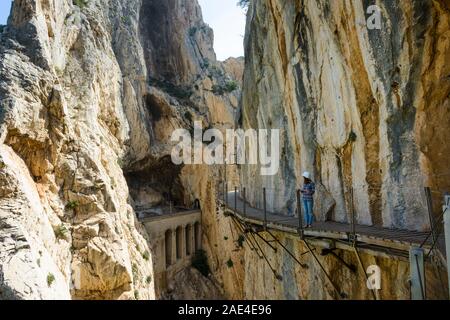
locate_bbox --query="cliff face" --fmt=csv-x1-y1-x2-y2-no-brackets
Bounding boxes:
220,0,450,300
2,0,447,302
241,0,450,231
0,0,242,300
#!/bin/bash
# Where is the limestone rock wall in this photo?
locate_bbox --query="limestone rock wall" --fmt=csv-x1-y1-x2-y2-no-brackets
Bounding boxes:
0,0,243,300
240,0,450,231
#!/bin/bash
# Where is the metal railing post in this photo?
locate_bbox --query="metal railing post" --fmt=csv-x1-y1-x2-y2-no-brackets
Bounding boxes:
223,181,226,204
263,188,267,230
424,187,437,244
297,189,303,239
243,187,247,218
350,187,356,244
443,194,450,300
225,181,228,206
234,186,237,214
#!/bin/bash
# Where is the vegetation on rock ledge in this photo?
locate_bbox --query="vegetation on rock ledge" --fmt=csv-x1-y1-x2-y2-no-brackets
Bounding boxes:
192,250,210,277
73,0,88,8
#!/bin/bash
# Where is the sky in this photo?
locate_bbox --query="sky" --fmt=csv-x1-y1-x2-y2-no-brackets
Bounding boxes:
198,0,246,60
0,0,12,25
0,0,246,60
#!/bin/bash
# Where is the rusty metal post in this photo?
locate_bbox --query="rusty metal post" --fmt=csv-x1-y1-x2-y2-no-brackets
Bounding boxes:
297,189,303,239
263,188,267,230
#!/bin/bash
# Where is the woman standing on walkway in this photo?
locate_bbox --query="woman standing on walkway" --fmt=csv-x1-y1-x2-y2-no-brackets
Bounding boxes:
300,172,315,228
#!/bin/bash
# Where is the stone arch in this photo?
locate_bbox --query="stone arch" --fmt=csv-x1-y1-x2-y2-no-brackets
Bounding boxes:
194,221,201,251
176,226,183,260
185,224,192,256
165,229,173,268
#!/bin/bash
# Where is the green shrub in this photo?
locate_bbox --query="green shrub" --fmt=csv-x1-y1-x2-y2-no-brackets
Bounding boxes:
192,250,210,277
189,27,197,37
226,258,234,268
224,80,238,92
208,65,223,77
134,290,140,300
349,130,357,142
212,81,238,96
54,224,68,240
212,84,224,96
0,25,5,33
146,275,152,284
73,0,88,8
65,200,78,210
142,251,150,261
224,236,228,241
201,59,210,69
121,16,131,25
149,78,193,100
238,0,250,8
47,273,55,287
237,235,245,248
132,263,139,279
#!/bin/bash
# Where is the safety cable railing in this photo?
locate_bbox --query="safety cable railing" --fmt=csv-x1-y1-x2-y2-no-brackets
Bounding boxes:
217,179,449,300
218,181,449,248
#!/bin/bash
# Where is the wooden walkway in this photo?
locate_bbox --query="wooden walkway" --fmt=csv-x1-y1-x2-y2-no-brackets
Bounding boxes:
223,191,446,258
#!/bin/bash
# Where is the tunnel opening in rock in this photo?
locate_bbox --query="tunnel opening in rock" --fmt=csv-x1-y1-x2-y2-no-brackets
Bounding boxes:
165,229,173,268
144,93,163,122
185,224,192,256
176,226,183,260
124,156,186,216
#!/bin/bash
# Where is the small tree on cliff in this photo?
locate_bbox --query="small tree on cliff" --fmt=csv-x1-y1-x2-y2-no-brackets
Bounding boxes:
237,0,250,9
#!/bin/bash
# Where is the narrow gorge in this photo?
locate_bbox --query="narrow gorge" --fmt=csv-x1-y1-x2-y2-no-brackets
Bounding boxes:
0,0,449,300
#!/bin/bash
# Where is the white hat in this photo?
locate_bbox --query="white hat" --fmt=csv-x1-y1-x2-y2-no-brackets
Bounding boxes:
302,171,312,180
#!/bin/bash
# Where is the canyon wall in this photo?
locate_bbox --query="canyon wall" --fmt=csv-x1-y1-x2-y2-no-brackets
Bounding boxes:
1,0,448,301
240,0,450,231
0,0,242,300
214,0,450,300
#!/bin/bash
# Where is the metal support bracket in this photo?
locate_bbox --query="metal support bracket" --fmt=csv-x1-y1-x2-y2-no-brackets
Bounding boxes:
409,247,425,300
